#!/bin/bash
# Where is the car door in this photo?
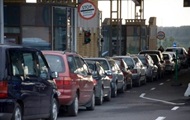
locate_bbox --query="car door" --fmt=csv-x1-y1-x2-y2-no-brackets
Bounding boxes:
98,64,111,93
74,56,93,105
9,49,41,116
35,52,54,115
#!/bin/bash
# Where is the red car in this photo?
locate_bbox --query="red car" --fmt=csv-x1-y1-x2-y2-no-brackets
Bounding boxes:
42,51,95,116
112,58,133,89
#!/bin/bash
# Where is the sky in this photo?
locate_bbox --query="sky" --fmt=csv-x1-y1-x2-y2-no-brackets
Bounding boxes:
98,0,190,27
26,0,190,27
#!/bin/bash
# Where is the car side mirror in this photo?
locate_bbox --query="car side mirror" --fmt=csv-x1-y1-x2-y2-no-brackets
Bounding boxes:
51,71,58,78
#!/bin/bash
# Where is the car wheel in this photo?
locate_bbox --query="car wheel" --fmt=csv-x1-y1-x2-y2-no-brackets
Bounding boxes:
150,75,154,82
96,88,103,105
11,103,22,120
119,81,126,93
135,76,141,87
46,98,58,120
143,76,147,85
86,92,95,110
154,74,159,80
127,79,133,89
68,94,79,116
104,87,111,101
111,83,117,97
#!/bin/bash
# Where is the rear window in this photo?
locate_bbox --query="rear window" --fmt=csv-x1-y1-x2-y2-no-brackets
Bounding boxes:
96,60,109,70
150,55,159,64
138,56,146,65
44,55,64,73
87,63,95,71
165,48,185,55
123,57,134,68
163,54,170,60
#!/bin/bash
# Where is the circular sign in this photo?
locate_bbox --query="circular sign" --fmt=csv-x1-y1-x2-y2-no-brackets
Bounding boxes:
157,31,165,40
78,0,97,20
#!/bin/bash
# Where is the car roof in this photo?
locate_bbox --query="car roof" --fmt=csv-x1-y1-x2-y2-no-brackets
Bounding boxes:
0,44,23,49
84,57,108,61
42,50,82,56
112,56,132,58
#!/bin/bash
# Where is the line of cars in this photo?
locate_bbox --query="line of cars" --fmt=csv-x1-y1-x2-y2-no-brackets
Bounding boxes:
1,43,188,120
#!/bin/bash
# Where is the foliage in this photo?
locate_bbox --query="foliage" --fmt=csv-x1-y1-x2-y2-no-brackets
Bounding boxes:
157,26,190,50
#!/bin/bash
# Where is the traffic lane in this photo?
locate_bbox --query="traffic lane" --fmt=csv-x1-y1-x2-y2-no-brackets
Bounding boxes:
58,94,184,120
58,93,176,120
57,69,190,120
140,69,190,105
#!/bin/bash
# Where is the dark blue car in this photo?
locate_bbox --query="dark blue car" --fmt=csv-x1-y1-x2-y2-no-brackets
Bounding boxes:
0,44,59,120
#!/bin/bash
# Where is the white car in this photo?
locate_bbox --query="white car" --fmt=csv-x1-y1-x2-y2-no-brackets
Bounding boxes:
162,52,175,72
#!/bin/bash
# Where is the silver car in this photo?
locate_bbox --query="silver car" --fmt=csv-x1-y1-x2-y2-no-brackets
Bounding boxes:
137,54,158,81
162,52,175,72
85,60,112,105
84,57,125,98
112,56,146,87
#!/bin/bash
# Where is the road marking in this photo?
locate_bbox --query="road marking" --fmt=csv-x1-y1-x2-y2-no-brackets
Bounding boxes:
159,83,164,85
140,93,146,97
155,116,166,120
167,79,170,82
171,106,179,110
139,93,185,105
151,87,156,90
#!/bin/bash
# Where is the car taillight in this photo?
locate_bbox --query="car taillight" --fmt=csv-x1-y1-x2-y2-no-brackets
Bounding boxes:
93,79,97,86
56,77,72,87
131,69,137,73
0,81,8,98
108,75,113,79
166,61,171,64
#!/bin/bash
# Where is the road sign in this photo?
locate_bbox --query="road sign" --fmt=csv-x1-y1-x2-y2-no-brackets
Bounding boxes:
157,31,165,40
78,0,97,20
173,42,177,47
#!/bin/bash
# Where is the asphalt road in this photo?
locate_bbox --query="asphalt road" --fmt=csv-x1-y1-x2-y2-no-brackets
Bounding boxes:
57,69,190,120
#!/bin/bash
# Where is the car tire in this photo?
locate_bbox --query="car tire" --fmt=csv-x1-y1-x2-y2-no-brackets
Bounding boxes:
11,103,22,120
150,75,154,82
68,94,79,116
111,83,117,97
104,87,111,101
46,98,58,120
135,75,141,87
143,76,147,85
119,81,126,93
127,80,133,89
96,88,103,105
86,92,95,110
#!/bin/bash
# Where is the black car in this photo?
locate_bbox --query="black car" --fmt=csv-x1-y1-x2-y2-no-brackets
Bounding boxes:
0,44,59,120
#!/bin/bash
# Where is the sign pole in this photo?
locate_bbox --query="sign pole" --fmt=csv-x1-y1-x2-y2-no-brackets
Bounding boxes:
171,49,182,86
